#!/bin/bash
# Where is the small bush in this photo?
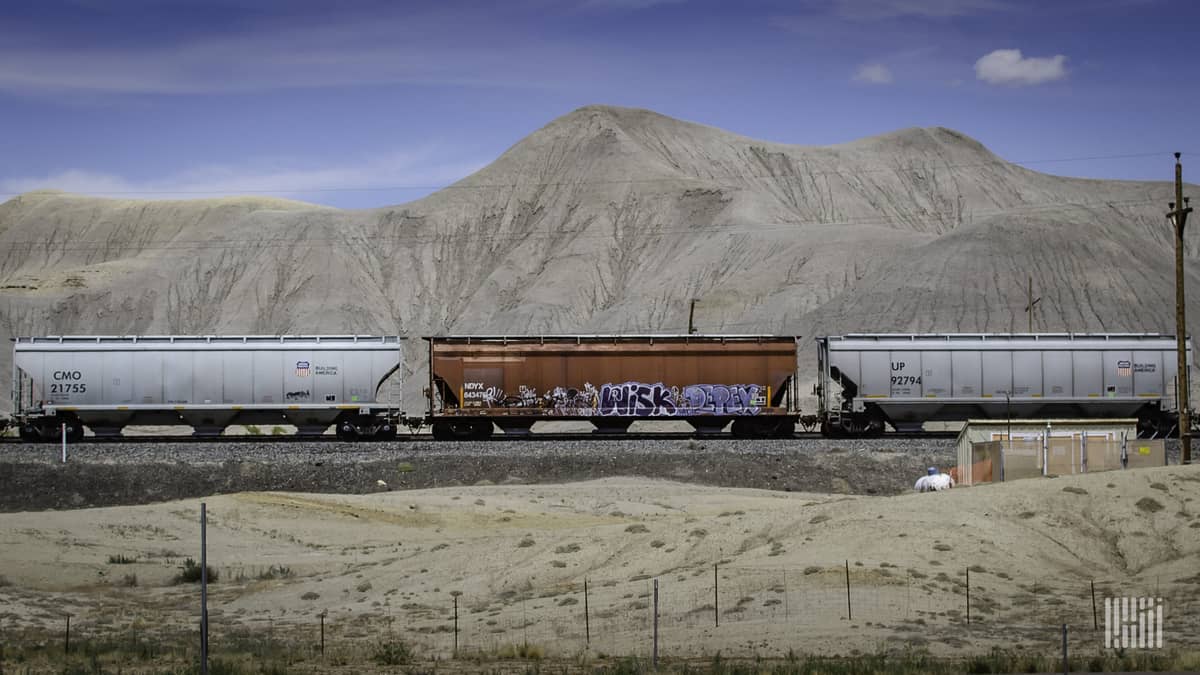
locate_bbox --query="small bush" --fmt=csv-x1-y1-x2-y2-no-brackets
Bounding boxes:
107,553,138,565
497,643,543,660
175,557,218,584
301,591,320,600
1137,497,1164,513
120,573,138,587
373,640,413,665
624,524,649,534
517,537,536,548
258,565,294,580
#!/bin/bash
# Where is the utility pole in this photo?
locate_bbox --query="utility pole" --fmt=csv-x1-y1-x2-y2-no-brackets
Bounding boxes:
1025,276,1041,333
1168,152,1193,464
688,298,699,334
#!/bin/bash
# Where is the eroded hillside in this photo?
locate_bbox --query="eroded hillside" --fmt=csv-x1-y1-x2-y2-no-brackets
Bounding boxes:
1,105,1196,409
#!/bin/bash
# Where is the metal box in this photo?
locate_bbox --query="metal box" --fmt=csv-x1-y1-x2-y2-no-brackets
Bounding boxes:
12,335,403,437
817,333,1192,435
425,335,799,438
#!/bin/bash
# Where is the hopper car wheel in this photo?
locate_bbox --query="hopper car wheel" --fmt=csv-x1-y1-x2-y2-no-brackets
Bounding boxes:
432,420,492,441
773,420,796,438
19,424,42,442
63,423,84,442
731,418,784,439
336,421,359,441
375,424,398,441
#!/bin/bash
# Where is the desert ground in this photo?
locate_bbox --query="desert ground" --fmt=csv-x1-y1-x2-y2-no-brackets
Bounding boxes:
1,461,1198,672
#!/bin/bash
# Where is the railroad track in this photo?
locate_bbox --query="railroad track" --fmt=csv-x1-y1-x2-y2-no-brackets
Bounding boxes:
0,430,959,444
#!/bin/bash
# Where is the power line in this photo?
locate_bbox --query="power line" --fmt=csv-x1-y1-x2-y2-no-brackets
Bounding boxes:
0,151,1189,199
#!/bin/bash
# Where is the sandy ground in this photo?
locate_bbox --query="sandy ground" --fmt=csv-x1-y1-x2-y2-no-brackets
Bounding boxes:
1,465,1199,666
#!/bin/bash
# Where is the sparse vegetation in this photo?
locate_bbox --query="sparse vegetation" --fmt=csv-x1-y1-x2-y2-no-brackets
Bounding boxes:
373,639,414,665
1137,497,1165,513
257,564,294,580
107,553,138,564
174,557,218,584
624,524,649,534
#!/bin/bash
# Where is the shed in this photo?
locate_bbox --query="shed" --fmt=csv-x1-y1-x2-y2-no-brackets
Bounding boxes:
954,419,1163,485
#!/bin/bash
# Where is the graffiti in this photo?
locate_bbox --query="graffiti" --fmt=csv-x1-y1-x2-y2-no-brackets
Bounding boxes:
598,382,678,417
682,384,763,416
546,382,599,414
285,390,310,401
455,380,768,416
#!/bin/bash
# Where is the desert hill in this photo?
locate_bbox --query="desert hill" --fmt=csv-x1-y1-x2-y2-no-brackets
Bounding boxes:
1,105,1196,411
1,465,1197,660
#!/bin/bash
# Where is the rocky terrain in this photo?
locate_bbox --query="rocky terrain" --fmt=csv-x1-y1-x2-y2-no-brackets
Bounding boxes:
1,105,1196,411
0,437,955,511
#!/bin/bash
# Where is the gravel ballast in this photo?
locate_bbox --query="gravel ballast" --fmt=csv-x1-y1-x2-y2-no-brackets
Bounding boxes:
0,437,955,511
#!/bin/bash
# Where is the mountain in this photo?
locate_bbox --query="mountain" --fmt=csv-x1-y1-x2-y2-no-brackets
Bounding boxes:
1,105,1196,412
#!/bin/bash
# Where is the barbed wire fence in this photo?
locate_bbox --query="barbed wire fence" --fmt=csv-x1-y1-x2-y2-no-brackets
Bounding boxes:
5,560,1197,666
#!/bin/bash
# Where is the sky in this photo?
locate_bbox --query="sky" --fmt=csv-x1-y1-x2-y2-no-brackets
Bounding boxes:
1,0,1197,209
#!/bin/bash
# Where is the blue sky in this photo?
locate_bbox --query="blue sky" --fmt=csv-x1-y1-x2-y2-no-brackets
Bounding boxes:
1,0,1197,209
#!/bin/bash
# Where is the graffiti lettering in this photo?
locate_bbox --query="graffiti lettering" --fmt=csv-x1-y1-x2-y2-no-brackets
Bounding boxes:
597,382,677,417
682,384,762,416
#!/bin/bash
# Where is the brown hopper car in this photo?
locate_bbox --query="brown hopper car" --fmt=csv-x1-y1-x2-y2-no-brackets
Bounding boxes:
424,335,800,439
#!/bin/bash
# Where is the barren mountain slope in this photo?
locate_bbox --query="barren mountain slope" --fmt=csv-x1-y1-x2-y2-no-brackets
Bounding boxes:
0,105,1196,411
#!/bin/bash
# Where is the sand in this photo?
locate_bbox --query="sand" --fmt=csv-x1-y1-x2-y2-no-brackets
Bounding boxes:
1,464,1198,664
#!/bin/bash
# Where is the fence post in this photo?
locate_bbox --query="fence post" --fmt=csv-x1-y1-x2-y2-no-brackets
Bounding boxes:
782,568,789,621
584,578,590,648
1090,581,1098,631
453,593,458,657
200,502,208,675
1061,624,1068,674
714,563,719,628
844,560,851,621
652,579,659,670
319,611,326,658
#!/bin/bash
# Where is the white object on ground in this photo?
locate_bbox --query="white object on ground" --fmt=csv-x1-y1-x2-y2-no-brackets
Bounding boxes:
914,473,954,492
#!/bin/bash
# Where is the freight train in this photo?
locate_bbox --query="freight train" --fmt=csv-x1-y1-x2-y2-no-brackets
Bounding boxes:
6,332,1192,441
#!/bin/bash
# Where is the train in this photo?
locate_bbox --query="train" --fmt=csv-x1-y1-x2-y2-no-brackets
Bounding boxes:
5,332,1193,441
817,333,1192,438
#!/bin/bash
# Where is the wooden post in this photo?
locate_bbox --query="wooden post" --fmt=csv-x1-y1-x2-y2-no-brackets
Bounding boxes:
453,594,458,656
1061,623,1068,674
966,567,971,625
584,578,590,647
319,611,326,657
652,579,659,669
1091,581,1098,631
714,563,719,628
200,502,208,675
844,560,851,621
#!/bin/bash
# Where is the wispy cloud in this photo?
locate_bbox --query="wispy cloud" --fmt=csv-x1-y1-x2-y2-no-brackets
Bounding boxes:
0,7,590,95
815,0,1007,20
853,63,894,84
578,0,688,9
974,48,1067,85
0,147,488,206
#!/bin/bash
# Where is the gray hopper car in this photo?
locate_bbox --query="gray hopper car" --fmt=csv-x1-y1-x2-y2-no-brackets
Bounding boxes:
817,333,1192,437
11,335,404,440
